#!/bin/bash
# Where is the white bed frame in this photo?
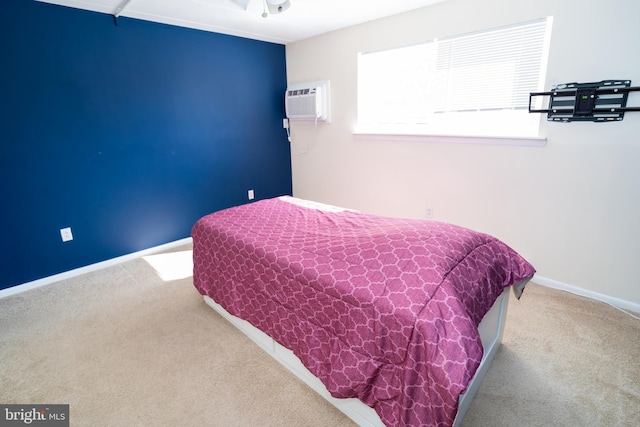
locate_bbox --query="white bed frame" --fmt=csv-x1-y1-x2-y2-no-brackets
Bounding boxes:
203,286,513,426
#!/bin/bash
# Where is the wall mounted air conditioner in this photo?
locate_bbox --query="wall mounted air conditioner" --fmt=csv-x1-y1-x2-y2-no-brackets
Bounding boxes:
285,80,330,122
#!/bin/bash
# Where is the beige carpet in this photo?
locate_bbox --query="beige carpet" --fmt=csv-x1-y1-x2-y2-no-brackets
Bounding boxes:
462,278,639,427
1,243,638,426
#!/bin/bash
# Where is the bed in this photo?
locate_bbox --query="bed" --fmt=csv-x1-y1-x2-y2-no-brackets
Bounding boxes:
192,196,535,426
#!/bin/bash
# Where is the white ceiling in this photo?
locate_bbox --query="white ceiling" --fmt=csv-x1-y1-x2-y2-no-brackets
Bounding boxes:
37,0,448,45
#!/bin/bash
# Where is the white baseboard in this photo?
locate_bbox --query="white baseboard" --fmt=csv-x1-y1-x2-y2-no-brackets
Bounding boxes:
0,237,193,299
533,274,640,314
3,244,637,316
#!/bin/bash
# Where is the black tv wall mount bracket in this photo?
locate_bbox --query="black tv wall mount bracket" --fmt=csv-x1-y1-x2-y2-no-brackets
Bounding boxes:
529,80,640,122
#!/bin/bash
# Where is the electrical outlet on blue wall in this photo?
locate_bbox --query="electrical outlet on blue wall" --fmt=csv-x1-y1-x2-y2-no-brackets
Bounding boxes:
60,227,74,242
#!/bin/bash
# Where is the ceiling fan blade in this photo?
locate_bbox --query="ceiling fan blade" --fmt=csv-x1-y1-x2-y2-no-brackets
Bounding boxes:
228,0,250,10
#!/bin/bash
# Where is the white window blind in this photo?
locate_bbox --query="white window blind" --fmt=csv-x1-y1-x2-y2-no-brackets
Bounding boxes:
357,17,553,138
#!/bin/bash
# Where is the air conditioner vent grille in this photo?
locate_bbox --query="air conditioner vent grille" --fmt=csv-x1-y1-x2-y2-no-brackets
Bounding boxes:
285,80,330,122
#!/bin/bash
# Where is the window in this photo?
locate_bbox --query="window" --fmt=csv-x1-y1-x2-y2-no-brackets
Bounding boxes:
356,17,553,140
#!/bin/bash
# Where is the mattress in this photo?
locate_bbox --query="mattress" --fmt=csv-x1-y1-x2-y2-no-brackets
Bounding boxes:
192,196,535,426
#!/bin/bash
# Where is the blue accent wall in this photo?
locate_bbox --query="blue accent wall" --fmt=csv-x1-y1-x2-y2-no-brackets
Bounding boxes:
0,1,292,290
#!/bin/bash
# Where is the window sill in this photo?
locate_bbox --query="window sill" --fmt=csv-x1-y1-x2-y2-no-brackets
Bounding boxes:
352,131,547,147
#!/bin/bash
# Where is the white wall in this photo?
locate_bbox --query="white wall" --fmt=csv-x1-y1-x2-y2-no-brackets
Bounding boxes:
285,0,640,307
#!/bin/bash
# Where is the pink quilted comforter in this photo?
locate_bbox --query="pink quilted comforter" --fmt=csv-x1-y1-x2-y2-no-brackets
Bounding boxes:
192,196,535,426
